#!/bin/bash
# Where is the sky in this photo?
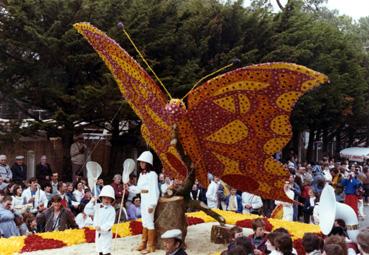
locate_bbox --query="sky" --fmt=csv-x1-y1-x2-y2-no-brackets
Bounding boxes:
324,0,369,19
243,0,369,20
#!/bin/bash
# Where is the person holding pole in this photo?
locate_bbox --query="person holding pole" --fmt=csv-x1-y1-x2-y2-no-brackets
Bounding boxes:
128,151,160,254
84,185,116,255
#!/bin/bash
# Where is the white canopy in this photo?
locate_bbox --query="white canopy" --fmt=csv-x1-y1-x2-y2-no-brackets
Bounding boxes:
340,147,369,162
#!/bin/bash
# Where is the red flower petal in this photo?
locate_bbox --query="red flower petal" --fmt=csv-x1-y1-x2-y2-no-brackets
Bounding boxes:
262,218,273,232
84,228,96,243
235,219,254,229
129,220,143,235
293,238,305,255
186,216,205,226
235,218,273,232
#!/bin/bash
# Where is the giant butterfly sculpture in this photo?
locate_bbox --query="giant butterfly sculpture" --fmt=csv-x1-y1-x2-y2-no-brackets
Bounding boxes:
74,23,328,202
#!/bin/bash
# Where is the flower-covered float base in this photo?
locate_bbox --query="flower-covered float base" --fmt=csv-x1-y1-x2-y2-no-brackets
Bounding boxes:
0,210,320,255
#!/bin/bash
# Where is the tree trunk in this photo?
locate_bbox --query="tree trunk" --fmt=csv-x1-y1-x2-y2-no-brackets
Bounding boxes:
335,128,342,159
348,127,354,147
154,196,187,249
61,128,74,181
322,128,328,156
276,0,285,10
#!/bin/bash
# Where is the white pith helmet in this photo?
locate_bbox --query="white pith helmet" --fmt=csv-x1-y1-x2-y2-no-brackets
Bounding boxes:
161,229,182,240
99,185,115,201
137,151,153,165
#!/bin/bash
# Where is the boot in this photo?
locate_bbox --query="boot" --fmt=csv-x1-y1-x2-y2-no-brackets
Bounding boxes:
141,229,156,254
136,227,148,251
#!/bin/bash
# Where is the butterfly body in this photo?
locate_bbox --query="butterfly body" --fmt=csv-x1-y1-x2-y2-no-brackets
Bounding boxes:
74,22,328,202
165,99,186,121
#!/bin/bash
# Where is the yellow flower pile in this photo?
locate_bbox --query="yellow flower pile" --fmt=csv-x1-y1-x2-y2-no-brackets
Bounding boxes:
0,236,25,255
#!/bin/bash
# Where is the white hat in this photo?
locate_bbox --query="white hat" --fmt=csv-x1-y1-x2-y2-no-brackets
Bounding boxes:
113,174,122,180
161,229,182,240
15,155,24,160
99,185,115,200
0,155,7,160
137,151,153,165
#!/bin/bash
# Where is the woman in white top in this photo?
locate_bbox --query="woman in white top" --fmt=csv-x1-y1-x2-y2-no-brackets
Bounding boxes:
73,182,85,203
11,184,26,214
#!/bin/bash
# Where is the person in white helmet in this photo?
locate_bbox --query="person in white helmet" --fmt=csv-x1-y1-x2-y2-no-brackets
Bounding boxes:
161,229,187,255
84,185,116,255
128,151,160,254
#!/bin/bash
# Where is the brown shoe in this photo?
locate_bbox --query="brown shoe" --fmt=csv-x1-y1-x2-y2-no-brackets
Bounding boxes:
136,227,148,251
140,229,156,254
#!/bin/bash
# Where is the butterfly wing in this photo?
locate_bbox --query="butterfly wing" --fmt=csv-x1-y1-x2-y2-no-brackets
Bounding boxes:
180,63,328,201
74,23,187,178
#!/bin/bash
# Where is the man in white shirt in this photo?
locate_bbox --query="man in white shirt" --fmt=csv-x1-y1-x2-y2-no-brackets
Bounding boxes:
206,175,220,209
241,191,263,214
21,178,48,213
322,164,332,183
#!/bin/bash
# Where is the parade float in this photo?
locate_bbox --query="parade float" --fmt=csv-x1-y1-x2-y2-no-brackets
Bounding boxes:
0,22,332,254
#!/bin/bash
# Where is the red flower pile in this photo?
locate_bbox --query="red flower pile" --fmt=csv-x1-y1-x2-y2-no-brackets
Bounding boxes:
21,235,66,252
186,216,205,226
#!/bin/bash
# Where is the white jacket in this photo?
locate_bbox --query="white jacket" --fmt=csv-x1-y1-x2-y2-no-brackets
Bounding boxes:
129,171,160,208
323,169,333,182
75,212,93,229
241,192,263,214
21,187,48,210
73,189,84,203
84,200,116,253
275,189,294,221
129,171,159,230
206,181,219,208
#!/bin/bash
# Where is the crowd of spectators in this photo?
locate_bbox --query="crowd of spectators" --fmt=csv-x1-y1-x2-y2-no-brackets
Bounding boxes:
1,153,369,255
221,218,369,255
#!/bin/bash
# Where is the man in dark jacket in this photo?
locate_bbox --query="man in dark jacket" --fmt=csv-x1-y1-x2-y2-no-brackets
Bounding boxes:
35,155,52,187
36,195,78,232
161,229,187,255
11,156,27,184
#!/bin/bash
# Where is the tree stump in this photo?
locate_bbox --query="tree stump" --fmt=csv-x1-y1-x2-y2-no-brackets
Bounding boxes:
154,196,187,249
211,225,232,244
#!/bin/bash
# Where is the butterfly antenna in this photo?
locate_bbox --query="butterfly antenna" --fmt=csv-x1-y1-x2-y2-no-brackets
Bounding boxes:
181,61,237,100
117,22,172,99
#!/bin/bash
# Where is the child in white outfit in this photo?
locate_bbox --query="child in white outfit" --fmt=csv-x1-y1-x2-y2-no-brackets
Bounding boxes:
84,185,116,255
